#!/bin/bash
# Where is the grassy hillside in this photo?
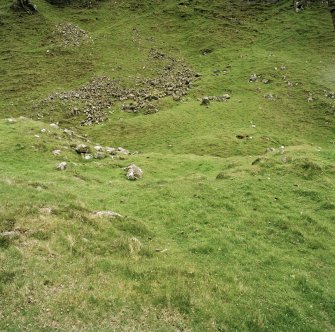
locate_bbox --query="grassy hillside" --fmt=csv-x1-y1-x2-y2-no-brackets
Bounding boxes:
0,0,335,330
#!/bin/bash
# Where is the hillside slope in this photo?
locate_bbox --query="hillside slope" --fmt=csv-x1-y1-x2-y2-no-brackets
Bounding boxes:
0,0,335,331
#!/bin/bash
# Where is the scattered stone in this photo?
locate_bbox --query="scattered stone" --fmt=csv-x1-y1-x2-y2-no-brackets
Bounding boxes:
125,164,143,180
262,79,269,84
6,118,16,124
172,94,181,101
117,147,130,155
57,162,67,170
94,145,104,152
94,152,106,159
249,74,258,82
264,93,274,100
41,128,47,133
92,211,123,218
63,128,74,136
149,49,165,59
50,123,59,129
52,149,61,156
75,144,90,154
82,154,93,160
0,231,20,239
204,94,230,102
106,147,117,155
201,48,213,55
201,97,210,106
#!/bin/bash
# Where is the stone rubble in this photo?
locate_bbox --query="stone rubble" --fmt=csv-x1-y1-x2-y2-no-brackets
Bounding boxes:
38,49,200,125
53,23,89,47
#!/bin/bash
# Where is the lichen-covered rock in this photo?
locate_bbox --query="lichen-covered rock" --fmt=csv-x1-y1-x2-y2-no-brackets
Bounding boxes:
125,164,143,180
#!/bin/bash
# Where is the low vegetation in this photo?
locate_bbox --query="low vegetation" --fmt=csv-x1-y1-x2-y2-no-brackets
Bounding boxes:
0,0,334,330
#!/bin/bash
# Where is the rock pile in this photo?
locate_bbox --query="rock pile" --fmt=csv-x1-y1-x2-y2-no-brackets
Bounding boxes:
39,49,200,125
54,23,89,47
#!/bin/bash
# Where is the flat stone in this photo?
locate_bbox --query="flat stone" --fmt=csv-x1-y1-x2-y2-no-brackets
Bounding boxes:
92,211,123,218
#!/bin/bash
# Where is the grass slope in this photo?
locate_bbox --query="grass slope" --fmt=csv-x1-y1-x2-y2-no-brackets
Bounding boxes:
0,0,335,331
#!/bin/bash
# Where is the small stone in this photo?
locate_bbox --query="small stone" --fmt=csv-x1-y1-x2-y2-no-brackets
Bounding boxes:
41,128,47,133
75,144,90,154
0,231,19,239
117,147,130,155
94,145,104,152
249,74,257,82
94,152,106,159
6,118,17,124
125,164,143,180
63,128,73,136
52,149,61,156
83,154,93,160
106,147,117,155
264,93,274,100
201,97,210,106
50,123,59,129
57,162,67,170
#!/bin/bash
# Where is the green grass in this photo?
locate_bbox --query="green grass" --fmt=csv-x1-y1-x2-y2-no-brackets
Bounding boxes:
0,0,335,330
